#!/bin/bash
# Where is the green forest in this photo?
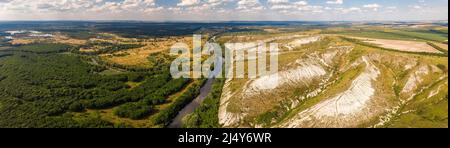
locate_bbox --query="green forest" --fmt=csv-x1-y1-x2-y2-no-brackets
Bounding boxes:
0,43,201,128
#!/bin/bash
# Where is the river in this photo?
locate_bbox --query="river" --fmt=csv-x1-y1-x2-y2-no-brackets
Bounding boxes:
168,78,215,128
168,36,221,128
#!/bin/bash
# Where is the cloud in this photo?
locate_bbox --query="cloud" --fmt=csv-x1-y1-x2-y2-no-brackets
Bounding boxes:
336,7,361,13
409,0,428,10
363,3,381,11
0,0,447,21
171,0,234,13
386,6,397,9
0,0,163,13
268,0,289,4
1,0,102,13
269,0,308,10
206,0,229,6
91,0,163,13
268,0,324,14
326,0,343,5
177,0,200,6
237,0,264,11
202,0,234,8
0,0,12,3
412,5,422,9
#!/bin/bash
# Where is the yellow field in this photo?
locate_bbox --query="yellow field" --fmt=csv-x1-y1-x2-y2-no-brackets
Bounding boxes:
101,36,197,67
10,39,35,45
53,34,87,45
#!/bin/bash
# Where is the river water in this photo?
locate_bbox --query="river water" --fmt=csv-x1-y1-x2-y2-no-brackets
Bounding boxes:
168,78,215,128
168,36,221,128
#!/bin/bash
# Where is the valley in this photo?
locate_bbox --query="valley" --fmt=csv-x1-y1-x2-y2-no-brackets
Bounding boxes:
0,21,447,128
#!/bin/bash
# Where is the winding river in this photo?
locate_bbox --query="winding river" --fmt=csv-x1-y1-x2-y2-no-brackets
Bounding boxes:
168,78,215,128
168,36,220,128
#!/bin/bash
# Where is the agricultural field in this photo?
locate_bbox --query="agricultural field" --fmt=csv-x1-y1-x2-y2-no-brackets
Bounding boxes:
0,21,447,128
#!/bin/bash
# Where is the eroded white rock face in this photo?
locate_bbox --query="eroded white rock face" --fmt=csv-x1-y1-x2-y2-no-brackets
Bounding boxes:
281,56,381,128
402,65,430,93
218,98,243,126
428,84,445,99
219,51,331,127
404,62,417,70
218,46,353,127
218,62,328,127
320,50,338,67
285,36,321,50
244,63,327,95
218,79,245,127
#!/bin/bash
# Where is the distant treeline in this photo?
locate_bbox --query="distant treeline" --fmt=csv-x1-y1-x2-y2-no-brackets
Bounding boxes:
427,42,449,56
75,41,145,54
0,43,73,54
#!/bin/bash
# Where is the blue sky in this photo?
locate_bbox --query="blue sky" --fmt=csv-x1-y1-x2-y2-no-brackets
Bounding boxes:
0,0,447,21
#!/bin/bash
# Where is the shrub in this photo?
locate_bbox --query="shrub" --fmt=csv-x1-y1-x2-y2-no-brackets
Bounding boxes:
128,73,144,82
143,95,166,105
69,102,85,112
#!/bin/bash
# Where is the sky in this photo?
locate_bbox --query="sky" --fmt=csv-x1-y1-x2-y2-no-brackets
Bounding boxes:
0,0,448,21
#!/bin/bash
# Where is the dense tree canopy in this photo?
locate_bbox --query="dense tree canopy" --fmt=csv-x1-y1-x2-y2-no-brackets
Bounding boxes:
0,43,197,128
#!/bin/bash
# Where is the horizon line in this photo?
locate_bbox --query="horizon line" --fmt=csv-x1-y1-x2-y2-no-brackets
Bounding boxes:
0,19,448,23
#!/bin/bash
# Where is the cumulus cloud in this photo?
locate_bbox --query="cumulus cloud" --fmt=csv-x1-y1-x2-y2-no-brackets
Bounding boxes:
171,0,234,14
0,0,446,21
268,0,290,4
412,5,422,9
338,7,361,13
237,0,264,11
269,0,303,10
268,0,324,14
326,0,343,5
363,3,382,11
177,0,200,6
0,0,163,13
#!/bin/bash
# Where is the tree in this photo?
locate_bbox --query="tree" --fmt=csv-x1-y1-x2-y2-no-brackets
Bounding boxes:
69,102,85,112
